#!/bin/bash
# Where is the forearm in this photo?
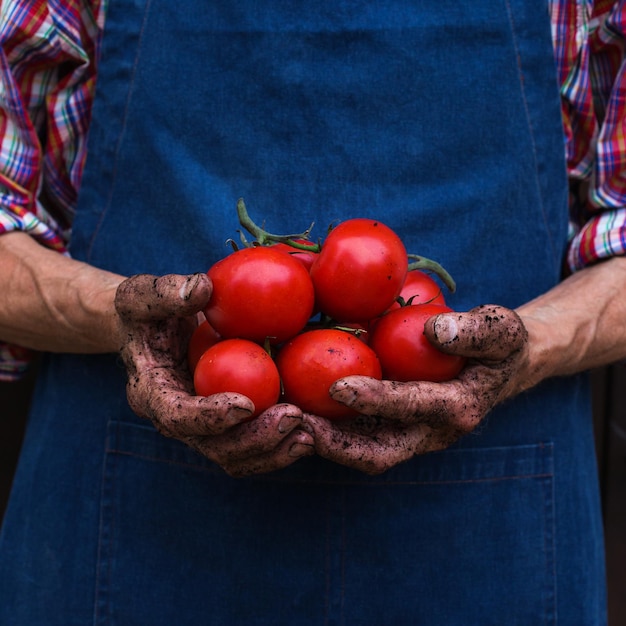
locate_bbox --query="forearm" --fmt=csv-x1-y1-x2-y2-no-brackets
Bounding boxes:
515,255,626,391
0,232,126,354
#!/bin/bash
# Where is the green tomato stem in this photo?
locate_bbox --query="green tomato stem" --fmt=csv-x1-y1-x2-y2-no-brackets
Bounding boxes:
407,254,456,293
237,198,320,251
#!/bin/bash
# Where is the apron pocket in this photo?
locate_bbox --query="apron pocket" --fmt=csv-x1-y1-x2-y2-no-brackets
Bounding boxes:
95,420,555,626
339,443,556,625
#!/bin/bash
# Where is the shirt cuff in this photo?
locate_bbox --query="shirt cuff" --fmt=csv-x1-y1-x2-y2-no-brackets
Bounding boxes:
0,206,69,254
566,207,626,272
0,343,34,382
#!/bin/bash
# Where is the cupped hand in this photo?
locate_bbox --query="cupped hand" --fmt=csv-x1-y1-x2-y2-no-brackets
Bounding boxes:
304,305,529,474
114,273,313,476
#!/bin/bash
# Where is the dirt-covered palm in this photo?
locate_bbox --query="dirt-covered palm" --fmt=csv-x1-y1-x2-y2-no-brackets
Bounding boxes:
304,305,529,474
114,273,313,476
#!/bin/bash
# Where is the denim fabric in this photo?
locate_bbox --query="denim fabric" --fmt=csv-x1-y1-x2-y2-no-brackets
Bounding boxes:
0,1,607,624
97,422,556,625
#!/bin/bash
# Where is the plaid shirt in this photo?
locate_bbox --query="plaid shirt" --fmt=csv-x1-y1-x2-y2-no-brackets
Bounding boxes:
1,0,625,379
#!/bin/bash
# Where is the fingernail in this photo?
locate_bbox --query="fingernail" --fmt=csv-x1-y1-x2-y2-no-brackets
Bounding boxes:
229,406,254,422
289,443,314,458
330,381,357,407
433,315,458,345
278,414,300,433
180,274,201,301
299,419,315,435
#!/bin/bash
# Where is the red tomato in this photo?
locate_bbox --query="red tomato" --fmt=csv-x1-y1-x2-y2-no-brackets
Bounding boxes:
276,328,382,420
204,246,315,345
187,319,221,372
369,303,466,382
389,270,446,310
271,239,319,272
309,218,408,322
193,339,281,418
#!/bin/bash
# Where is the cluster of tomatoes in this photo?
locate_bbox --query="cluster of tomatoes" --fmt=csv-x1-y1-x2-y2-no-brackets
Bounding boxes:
188,203,465,420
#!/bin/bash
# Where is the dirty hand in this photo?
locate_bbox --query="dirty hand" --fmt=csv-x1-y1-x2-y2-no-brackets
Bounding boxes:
304,305,529,474
114,273,313,476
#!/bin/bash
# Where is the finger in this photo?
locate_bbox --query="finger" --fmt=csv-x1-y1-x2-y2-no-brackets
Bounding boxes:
206,430,315,477
330,376,458,420
188,405,315,476
424,304,528,360
126,366,254,436
304,414,455,475
115,273,212,321
188,403,307,457
330,375,483,433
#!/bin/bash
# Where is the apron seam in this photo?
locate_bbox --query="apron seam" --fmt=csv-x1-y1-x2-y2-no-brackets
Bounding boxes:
545,470,558,624
93,419,119,626
85,0,154,264
504,0,562,272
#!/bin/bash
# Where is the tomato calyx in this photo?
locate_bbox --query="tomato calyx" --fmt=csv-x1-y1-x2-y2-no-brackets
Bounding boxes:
395,292,443,308
236,198,321,252
331,324,369,338
304,314,369,335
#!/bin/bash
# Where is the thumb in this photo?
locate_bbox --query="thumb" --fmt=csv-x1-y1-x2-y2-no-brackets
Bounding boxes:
424,304,528,361
115,273,212,321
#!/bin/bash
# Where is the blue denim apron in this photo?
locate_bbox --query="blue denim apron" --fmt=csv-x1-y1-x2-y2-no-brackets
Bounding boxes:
0,1,607,624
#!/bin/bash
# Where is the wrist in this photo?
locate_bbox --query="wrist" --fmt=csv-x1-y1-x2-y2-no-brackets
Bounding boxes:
513,309,565,393
72,264,126,353
515,256,626,389
0,231,126,354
